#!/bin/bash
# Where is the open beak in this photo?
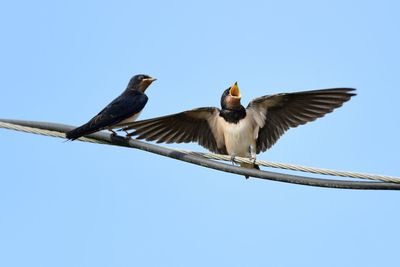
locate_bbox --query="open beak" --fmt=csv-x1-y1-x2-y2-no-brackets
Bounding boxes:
229,82,241,98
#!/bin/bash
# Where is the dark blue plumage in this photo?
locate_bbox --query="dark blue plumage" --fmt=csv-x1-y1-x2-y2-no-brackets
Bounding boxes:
66,74,155,140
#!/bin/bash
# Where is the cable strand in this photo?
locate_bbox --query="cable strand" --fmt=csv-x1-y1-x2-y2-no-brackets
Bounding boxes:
1,119,399,190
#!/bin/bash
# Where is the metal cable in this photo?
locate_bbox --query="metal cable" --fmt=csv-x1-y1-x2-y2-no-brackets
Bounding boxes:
1,118,400,190
177,150,400,184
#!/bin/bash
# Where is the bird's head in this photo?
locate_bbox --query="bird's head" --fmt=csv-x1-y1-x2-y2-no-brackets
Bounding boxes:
221,82,242,109
127,74,157,93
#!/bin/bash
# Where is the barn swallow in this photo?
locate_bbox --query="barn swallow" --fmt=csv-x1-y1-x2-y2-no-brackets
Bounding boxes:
65,74,156,140
122,83,355,177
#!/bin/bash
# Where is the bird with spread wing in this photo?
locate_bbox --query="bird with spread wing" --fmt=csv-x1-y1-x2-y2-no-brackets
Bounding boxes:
122,83,355,176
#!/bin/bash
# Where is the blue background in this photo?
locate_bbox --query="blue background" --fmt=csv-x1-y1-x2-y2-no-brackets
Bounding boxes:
1,1,399,266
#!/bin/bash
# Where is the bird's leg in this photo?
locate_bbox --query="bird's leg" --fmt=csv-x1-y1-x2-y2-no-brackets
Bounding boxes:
122,130,132,139
230,155,236,165
108,129,117,136
249,145,257,164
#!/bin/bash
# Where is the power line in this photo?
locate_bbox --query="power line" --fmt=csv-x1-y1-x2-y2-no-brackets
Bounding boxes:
1,118,399,190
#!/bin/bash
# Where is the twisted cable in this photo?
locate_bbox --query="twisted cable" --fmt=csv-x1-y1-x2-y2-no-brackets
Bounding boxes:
1,119,399,190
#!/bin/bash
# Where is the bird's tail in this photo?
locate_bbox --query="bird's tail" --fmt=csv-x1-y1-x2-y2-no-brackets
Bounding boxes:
240,162,260,179
65,123,96,140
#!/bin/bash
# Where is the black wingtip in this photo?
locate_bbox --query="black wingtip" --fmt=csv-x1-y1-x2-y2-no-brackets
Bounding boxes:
331,88,357,93
344,88,357,99
322,87,357,98
65,125,88,141
65,130,79,141
345,88,357,95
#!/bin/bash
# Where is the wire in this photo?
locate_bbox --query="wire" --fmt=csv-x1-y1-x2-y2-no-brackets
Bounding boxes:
176,150,400,184
1,118,399,190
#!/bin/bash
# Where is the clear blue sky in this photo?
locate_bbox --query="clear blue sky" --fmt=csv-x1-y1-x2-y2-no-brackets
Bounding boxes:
1,1,399,266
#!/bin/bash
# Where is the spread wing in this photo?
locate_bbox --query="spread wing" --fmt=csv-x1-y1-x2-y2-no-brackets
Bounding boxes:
247,88,356,153
122,107,227,154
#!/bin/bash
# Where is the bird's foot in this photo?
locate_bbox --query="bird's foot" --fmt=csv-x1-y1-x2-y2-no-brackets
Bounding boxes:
108,129,117,136
250,154,257,165
122,130,132,139
230,155,236,165
249,145,257,164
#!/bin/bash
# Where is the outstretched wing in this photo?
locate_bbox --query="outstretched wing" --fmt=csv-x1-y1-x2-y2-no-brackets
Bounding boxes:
246,88,356,153
122,107,227,154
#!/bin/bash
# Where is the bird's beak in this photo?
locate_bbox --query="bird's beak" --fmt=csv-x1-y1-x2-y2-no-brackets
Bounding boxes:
140,77,157,89
229,82,241,98
143,77,157,83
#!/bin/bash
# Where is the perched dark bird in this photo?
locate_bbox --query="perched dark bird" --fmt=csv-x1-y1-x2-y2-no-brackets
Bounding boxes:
66,74,156,140
122,83,356,176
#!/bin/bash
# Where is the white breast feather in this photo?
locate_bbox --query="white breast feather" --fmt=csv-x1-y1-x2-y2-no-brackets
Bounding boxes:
113,111,142,128
217,116,257,157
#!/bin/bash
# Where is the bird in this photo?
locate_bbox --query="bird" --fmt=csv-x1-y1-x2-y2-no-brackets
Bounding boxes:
65,74,156,140
122,83,356,177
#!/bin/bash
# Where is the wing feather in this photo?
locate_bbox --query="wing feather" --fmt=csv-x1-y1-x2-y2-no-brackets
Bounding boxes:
123,107,227,154
247,88,356,153
66,92,148,140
